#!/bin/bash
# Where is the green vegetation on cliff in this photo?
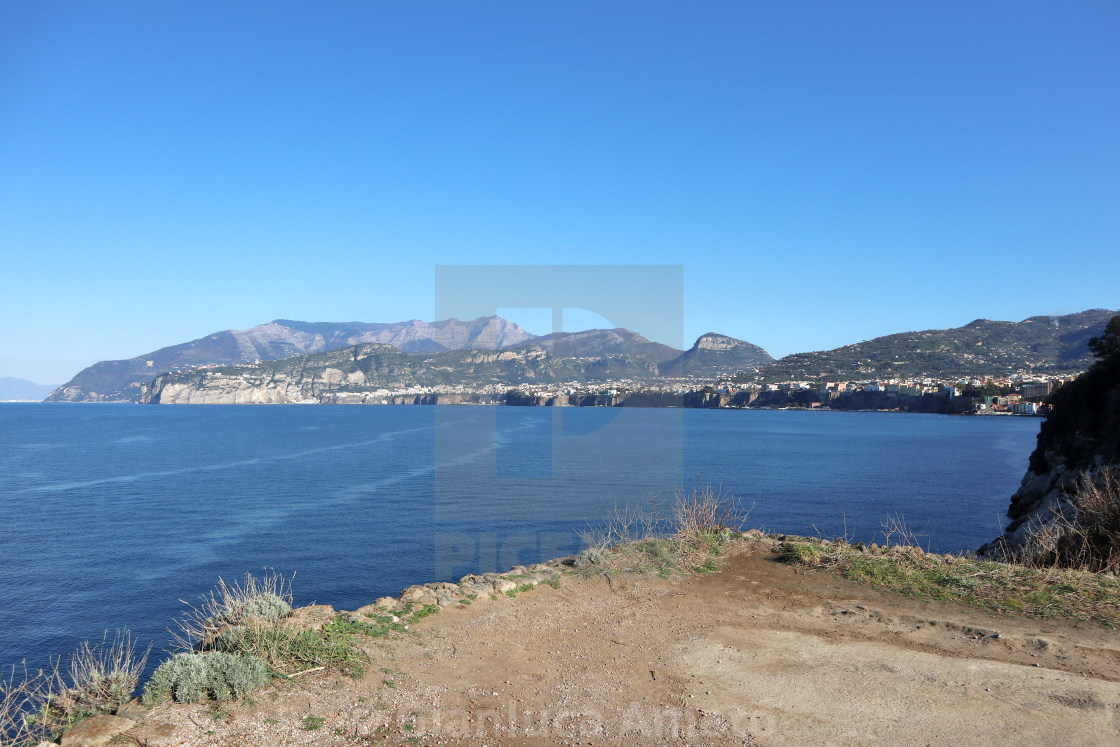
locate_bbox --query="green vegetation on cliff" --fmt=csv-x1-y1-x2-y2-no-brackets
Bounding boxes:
1028,315,1120,474
755,309,1117,383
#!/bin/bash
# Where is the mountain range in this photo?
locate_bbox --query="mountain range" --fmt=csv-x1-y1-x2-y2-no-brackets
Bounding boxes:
139,329,777,405
46,316,533,402
43,308,1119,403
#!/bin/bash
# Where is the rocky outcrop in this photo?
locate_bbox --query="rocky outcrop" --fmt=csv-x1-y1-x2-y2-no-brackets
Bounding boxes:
979,316,1120,558
338,562,567,624
660,333,774,378
59,714,135,746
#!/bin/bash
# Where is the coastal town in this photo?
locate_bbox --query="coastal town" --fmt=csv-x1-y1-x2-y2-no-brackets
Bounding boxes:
304,370,1073,415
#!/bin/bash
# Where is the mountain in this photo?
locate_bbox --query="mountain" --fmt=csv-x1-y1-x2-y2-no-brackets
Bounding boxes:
0,377,57,401
46,316,535,402
755,309,1119,383
660,333,774,378
141,335,676,404
508,328,682,363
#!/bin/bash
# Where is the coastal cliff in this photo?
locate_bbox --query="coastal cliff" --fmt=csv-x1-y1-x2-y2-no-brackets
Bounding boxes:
48,316,535,402
139,330,778,405
139,340,670,405
980,315,1120,557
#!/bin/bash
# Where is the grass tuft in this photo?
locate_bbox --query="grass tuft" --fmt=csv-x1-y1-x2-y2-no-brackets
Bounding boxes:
171,570,293,652
572,479,752,579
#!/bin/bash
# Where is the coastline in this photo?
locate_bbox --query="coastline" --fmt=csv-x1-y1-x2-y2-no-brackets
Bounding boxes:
42,533,1120,746
28,530,1120,747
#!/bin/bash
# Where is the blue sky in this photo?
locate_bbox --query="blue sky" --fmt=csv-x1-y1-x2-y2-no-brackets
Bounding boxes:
1,1,1117,384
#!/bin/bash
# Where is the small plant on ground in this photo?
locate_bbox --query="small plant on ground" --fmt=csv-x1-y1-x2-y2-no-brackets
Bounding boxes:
142,652,269,705
329,614,406,639
692,558,720,574
573,547,607,570
170,571,365,682
303,715,325,731
672,479,748,542
215,625,366,679
505,584,535,598
573,479,751,578
172,570,293,652
409,604,440,621
38,629,150,737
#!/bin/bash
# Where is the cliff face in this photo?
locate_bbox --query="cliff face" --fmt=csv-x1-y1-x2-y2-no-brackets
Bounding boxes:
659,333,774,378
48,316,535,402
979,316,1120,556
139,339,680,405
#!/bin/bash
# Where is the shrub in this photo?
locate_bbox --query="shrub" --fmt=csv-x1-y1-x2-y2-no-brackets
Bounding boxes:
212,622,366,679
172,570,293,651
233,594,292,622
1020,466,1120,572
1,664,52,746
573,548,606,569
779,542,824,566
573,479,751,577
672,480,748,541
141,653,269,705
3,631,149,745
43,630,149,735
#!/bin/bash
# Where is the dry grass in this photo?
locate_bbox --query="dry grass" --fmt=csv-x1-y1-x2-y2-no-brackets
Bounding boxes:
574,480,752,577
575,497,666,552
1,663,52,747
671,480,748,541
171,569,294,652
47,630,150,725
2,630,149,746
1018,466,1120,572
878,513,927,550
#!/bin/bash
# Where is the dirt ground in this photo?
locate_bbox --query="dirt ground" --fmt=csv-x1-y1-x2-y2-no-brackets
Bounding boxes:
129,537,1120,746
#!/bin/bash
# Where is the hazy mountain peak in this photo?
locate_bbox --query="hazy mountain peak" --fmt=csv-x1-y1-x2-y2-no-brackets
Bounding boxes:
0,377,57,401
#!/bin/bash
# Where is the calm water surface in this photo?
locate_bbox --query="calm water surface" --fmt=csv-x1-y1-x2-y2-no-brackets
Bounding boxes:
0,404,1038,676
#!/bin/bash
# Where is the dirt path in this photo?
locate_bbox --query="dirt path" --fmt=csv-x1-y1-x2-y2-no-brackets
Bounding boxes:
131,538,1120,745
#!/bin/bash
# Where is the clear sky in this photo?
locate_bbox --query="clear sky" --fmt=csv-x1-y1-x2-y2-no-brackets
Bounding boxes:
1,1,1117,384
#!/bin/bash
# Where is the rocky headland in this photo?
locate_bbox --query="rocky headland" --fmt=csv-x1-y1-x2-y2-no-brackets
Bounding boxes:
979,315,1120,559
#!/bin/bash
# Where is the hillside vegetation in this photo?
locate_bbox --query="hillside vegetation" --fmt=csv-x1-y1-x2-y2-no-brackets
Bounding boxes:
757,309,1116,382
981,314,1120,570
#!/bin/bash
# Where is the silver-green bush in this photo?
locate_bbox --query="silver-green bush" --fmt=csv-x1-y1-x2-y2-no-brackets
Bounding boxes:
172,571,293,652
141,652,269,705
234,593,292,622
573,548,606,568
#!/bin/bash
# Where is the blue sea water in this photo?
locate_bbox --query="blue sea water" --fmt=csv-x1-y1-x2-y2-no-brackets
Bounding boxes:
0,403,1038,678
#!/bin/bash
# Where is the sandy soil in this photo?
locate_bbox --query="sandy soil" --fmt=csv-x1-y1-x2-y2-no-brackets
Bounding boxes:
128,537,1120,746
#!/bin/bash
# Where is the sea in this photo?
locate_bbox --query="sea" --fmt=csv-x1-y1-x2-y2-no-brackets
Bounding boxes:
0,403,1039,678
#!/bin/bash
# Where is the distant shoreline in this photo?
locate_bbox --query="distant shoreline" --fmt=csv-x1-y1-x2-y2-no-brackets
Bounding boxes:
14,399,1046,419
